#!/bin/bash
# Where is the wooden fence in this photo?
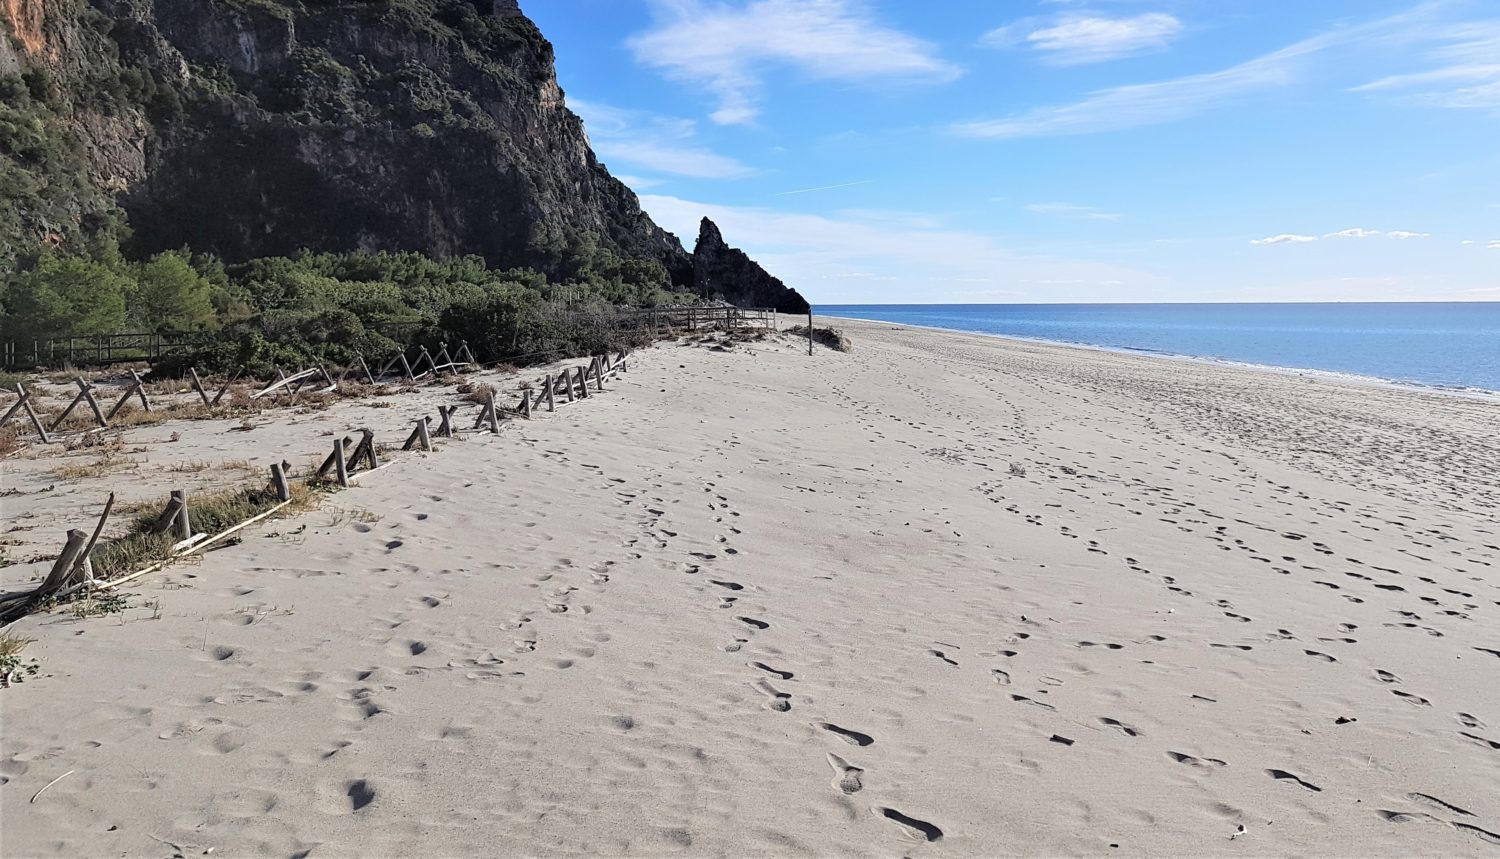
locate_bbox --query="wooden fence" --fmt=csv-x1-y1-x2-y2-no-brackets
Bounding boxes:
3,332,212,370
2,306,775,371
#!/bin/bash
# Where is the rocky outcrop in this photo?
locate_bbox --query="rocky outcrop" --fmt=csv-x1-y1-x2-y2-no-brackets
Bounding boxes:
692,218,808,314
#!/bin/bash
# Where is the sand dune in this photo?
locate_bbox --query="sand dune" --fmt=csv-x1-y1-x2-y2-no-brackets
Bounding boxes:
3,319,1500,856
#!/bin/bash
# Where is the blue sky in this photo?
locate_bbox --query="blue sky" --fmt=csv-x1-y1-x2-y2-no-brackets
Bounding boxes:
526,0,1500,303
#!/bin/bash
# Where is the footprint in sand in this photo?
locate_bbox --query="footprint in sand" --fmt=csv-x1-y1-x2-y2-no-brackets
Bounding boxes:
826,753,863,794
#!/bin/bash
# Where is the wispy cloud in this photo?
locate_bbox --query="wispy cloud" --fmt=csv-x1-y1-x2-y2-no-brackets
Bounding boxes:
571,99,754,179
952,5,1436,140
1324,227,1382,238
628,0,959,125
983,12,1183,66
1490,240,1500,249
1386,230,1431,239
1251,234,1319,245
1027,202,1123,221
1352,19,1500,109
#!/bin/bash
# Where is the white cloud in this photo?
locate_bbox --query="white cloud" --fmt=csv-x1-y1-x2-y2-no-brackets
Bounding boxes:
1386,230,1431,239
1352,20,1500,109
1489,240,1500,249
1324,227,1382,238
639,194,1156,301
571,99,754,179
628,0,959,125
983,13,1183,66
951,5,1435,140
1026,202,1123,221
1251,234,1319,245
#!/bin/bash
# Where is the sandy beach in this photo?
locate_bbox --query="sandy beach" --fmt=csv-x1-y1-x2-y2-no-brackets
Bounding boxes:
3,317,1500,857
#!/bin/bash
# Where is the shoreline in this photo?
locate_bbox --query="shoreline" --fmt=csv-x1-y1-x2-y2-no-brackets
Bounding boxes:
819,312,1500,403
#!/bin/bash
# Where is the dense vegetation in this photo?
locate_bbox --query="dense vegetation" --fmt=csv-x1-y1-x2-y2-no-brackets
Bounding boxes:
0,243,692,374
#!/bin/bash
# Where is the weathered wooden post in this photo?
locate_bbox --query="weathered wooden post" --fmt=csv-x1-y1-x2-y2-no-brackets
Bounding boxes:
808,308,814,356
37,529,89,597
270,462,291,502
170,489,191,540
561,371,576,403
592,357,605,392
484,391,501,432
403,417,433,451
575,366,590,399
518,390,532,419
358,355,376,385
542,375,556,412
333,438,349,488
189,367,211,406
11,384,50,443
211,368,242,406
436,405,457,438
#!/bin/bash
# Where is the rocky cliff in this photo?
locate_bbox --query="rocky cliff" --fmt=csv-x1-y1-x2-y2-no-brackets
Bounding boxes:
0,0,806,309
693,218,808,314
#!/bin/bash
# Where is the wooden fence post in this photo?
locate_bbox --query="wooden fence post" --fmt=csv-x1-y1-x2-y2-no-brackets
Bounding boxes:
36,530,89,597
270,462,291,502
358,355,376,385
170,489,191,540
189,367,211,406
333,438,349,488
543,375,556,412
592,357,605,392
575,366,590,399
518,390,532,419
485,392,501,432
435,405,457,438
79,378,107,426
403,417,433,451
6,383,51,446
211,369,242,406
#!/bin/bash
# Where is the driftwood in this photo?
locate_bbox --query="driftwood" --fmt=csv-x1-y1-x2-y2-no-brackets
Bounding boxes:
252,367,320,400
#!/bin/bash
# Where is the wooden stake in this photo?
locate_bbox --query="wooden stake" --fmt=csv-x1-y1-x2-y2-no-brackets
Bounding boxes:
403,417,433,451
358,355,375,385
543,375,556,412
318,436,355,478
399,354,417,383
189,367,211,405
149,495,185,535
211,368,242,406
562,371,576,403
518,391,532,419
170,489,191,540
436,405,456,438
482,392,500,432
36,530,88,598
333,437,349,488
270,462,291,502
593,357,605,392
575,366,590,399
106,380,141,420
129,369,151,411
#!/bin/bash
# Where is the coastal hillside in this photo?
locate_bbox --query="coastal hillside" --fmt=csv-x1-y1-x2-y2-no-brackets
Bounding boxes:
0,0,808,312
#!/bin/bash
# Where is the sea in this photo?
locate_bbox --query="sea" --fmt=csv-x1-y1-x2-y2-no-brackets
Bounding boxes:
820,303,1500,395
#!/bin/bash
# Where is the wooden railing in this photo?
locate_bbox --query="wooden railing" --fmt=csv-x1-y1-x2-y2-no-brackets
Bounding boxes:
3,332,213,370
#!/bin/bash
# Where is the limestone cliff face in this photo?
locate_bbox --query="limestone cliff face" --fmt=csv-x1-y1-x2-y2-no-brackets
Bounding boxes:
692,218,808,314
5,0,771,295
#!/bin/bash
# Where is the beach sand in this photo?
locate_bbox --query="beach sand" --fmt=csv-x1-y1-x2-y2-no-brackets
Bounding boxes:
3,318,1499,856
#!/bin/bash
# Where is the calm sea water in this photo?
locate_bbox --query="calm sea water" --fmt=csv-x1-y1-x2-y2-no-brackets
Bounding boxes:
821,303,1500,393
